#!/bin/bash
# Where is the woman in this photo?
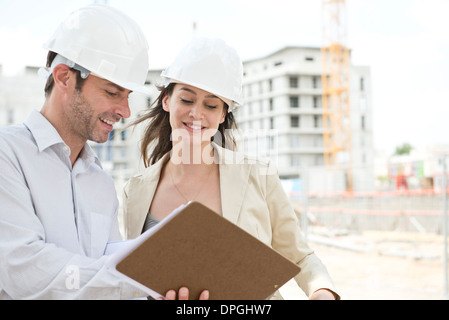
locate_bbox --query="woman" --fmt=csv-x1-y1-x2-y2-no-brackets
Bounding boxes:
123,37,339,300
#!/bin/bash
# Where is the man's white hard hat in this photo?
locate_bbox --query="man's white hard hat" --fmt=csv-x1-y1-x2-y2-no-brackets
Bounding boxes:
160,37,243,112
40,4,151,95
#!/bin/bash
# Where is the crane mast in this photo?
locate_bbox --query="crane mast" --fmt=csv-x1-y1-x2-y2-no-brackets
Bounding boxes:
321,0,352,191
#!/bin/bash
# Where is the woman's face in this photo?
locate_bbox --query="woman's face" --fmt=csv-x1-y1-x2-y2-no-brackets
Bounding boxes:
163,83,226,148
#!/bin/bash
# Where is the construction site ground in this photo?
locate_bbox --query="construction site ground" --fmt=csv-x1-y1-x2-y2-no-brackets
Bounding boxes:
279,229,448,300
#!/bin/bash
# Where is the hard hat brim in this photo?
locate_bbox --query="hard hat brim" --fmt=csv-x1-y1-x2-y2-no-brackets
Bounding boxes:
120,82,152,96
89,72,152,96
160,77,240,112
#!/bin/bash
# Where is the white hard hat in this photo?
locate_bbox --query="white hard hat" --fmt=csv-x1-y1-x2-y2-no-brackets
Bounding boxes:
41,4,151,95
160,37,243,112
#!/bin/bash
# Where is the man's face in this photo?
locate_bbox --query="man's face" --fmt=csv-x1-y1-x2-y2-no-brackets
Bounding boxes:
65,73,132,144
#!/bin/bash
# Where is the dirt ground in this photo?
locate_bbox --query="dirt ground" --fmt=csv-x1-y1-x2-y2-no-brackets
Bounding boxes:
279,230,448,300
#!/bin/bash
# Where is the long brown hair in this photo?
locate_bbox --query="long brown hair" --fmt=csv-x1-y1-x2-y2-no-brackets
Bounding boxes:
128,83,238,167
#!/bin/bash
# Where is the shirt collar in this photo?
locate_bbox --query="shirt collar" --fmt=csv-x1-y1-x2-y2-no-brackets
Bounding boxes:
24,109,65,152
80,143,103,170
24,110,102,169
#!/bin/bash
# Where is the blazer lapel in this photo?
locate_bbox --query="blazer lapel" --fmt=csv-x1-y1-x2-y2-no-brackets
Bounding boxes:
215,144,251,224
125,155,167,239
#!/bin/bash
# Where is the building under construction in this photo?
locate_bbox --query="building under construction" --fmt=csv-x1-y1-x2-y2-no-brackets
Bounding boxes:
235,45,374,192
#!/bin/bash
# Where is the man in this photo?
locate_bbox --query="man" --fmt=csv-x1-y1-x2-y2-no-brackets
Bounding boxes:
0,4,207,300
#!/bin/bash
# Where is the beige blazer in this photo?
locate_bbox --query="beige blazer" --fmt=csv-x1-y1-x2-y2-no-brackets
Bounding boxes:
122,144,338,299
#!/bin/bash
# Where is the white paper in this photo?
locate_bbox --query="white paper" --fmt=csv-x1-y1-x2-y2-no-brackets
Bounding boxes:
104,239,136,255
104,203,188,299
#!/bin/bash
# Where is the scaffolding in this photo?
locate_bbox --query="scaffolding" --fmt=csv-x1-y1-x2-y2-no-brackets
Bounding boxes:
321,0,353,191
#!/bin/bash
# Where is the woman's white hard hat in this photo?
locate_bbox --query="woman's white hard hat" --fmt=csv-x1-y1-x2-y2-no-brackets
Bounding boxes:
40,4,151,95
160,37,243,112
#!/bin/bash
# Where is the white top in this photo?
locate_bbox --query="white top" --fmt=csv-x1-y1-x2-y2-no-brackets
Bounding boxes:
0,110,144,299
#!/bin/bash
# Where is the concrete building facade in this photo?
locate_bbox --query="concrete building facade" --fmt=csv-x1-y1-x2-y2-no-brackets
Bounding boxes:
234,46,374,191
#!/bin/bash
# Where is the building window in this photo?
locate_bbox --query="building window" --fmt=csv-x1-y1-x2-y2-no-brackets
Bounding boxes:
108,130,115,142
291,116,300,128
361,115,366,130
360,77,365,91
7,109,14,124
313,96,319,108
269,98,274,111
269,136,276,150
120,146,127,158
268,79,273,92
270,117,274,129
290,135,300,148
289,76,299,88
290,96,299,108
290,155,301,166
312,76,318,89
247,84,252,97
305,57,314,62
314,115,319,128
121,130,127,141
106,143,112,161
360,97,367,113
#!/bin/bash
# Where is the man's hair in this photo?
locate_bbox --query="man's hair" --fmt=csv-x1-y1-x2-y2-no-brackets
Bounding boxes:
44,51,86,97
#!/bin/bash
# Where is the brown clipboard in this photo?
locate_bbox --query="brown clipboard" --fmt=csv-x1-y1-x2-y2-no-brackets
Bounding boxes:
115,201,301,300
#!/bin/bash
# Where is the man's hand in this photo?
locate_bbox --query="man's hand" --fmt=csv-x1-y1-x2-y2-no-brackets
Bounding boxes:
160,287,209,300
309,288,338,300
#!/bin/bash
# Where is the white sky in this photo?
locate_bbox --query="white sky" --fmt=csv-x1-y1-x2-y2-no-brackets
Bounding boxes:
0,0,448,155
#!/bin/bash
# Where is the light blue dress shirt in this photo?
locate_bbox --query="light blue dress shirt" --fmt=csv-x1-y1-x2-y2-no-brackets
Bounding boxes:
0,110,144,299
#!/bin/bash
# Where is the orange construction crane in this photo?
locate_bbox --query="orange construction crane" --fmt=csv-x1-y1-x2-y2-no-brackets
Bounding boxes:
321,0,353,191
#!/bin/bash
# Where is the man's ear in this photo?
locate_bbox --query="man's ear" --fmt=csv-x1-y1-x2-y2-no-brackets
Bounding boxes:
52,64,72,92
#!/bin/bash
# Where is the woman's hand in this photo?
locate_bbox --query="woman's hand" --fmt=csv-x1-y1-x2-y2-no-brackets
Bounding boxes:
160,287,210,300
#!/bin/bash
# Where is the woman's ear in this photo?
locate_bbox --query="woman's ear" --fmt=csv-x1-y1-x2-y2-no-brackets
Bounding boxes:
162,93,170,112
219,108,226,124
